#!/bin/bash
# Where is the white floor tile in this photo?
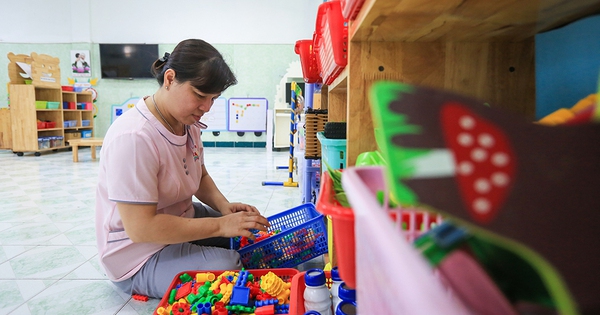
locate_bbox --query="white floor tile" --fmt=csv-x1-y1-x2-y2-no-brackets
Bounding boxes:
0,147,306,313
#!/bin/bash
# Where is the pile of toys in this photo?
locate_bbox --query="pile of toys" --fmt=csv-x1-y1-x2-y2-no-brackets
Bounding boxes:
155,269,295,315
235,230,281,250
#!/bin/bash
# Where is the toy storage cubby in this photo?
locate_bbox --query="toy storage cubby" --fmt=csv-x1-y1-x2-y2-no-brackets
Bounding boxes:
62,91,94,131
9,84,94,156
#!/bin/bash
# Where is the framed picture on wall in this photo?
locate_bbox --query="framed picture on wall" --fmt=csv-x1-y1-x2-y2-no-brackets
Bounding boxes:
70,50,91,77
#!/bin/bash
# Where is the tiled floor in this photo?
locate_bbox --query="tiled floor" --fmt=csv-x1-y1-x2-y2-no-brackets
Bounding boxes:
0,147,305,315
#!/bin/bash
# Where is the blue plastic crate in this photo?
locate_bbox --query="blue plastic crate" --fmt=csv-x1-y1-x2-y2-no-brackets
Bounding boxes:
231,203,328,269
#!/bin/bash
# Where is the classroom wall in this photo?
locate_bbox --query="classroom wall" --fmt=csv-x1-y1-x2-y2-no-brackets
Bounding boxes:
0,0,321,143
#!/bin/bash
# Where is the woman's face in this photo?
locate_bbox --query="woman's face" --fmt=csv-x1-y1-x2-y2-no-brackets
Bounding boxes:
168,80,220,126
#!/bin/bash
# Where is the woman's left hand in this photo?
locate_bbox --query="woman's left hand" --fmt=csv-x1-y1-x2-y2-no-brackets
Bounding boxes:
220,202,261,216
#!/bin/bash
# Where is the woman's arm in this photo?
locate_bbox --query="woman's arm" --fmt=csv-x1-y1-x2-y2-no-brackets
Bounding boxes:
194,164,231,214
117,202,268,244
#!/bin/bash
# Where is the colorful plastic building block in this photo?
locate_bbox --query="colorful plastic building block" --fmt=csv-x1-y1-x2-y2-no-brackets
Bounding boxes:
171,302,191,315
260,272,291,304
175,281,193,300
274,303,290,314
179,273,193,283
254,304,275,315
230,286,251,306
131,294,149,302
195,272,215,284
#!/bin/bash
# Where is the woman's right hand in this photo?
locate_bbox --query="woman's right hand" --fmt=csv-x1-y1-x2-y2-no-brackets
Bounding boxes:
219,211,269,240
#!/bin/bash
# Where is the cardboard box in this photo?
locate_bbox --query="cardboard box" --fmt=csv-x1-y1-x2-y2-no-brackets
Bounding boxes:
64,131,81,142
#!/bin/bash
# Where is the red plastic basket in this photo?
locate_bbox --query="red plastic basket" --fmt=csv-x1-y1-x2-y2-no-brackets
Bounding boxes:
340,0,366,20
314,0,348,85
316,170,443,289
289,271,332,315
295,39,322,84
154,269,299,315
315,171,356,288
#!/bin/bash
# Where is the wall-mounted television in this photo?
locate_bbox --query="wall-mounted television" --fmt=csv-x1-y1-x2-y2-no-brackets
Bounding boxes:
99,44,159,79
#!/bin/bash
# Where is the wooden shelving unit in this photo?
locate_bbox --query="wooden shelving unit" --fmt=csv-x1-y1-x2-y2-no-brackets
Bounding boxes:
326,0,600,166
9,84,93,156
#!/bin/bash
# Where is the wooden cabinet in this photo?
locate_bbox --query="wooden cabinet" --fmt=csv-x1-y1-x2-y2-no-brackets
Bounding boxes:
326,0,600,166
9,84,93,156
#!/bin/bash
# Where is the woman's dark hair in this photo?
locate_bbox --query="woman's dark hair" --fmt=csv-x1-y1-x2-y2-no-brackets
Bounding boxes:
151,39,237,94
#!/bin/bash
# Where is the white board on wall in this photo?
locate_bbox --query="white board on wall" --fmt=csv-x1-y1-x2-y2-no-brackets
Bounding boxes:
200,97,227,131
228,98,268,132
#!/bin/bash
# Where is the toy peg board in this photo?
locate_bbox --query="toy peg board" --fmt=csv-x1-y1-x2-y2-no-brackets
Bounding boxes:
200,97,228,131
228,98,268,132
111,97,140,124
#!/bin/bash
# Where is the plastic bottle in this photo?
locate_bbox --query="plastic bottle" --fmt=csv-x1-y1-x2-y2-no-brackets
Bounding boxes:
335,300,357,315
330,267,343,312
304,269,332,315
337,282,356,304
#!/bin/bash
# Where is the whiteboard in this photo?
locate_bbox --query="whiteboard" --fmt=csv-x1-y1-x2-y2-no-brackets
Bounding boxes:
200,97,227,131
228,98,268,132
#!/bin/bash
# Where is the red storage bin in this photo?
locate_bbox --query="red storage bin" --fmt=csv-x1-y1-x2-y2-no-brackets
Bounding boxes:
314,0,348,85
316,171,356,288
45,121,56,129
341,0,366,20
295,39,322,84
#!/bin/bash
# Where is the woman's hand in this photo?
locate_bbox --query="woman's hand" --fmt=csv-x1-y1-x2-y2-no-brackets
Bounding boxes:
219,202,261,215
218,211,270,240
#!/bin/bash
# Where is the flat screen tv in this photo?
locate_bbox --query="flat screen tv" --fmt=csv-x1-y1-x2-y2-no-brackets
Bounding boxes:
99,44,159,79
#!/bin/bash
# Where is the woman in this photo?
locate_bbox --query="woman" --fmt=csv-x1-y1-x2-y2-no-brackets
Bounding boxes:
95,39,269,298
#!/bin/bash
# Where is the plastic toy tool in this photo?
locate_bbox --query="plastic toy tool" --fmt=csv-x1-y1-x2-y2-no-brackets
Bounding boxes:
369,81,600,314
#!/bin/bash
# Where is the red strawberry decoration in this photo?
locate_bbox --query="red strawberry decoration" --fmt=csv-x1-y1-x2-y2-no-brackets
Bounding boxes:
441,102,516,224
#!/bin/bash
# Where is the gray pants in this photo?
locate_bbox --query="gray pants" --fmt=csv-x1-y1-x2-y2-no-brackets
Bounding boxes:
112,202,243,298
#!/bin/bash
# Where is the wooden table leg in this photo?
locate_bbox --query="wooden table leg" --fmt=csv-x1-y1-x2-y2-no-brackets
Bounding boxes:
91,146,96,160
72,145,79,162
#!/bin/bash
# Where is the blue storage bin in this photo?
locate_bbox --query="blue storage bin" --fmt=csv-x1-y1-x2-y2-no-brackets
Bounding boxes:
82,120,90,126
316,131,347,170
230,203,328,269
81,130,92,138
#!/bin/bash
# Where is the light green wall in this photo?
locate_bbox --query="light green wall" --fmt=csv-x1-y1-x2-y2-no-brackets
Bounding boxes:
1,43,297,142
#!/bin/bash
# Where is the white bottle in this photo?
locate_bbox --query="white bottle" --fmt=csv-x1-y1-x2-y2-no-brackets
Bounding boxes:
304,269,332,315
330,267,343,312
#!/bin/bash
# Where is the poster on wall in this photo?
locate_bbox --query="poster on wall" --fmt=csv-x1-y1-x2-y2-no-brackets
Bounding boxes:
228,98,268,132
111,97,140,124
70,50,91,77
200,97,227,131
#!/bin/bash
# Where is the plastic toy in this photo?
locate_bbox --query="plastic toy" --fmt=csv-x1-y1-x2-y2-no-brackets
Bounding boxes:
538,93,598,126
260,271,292,304
131,294,149,302
255,304,276,315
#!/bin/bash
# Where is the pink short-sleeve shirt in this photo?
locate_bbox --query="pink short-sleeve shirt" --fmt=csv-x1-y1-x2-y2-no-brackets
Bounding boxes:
95,97,204,281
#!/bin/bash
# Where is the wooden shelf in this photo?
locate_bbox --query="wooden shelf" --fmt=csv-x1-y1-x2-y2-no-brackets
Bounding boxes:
350,0,600,42
8,84,95,155
326,0,600,166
